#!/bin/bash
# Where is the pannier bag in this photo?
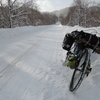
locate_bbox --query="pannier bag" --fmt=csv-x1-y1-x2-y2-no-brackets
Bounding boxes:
62,30,100,54
62,33,75,51
79,31,100,54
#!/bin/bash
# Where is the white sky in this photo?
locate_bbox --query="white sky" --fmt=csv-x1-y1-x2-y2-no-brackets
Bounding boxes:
36,0,100,12
36,0,73,12
2,0,100,12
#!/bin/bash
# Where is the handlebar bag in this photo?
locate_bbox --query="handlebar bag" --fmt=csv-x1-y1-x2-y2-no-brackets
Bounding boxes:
62,33,75,51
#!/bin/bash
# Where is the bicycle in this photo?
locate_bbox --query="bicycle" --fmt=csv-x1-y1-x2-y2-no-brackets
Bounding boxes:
65,45,91,92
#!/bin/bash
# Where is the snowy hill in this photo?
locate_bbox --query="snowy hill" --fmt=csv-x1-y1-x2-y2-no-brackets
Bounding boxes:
0,25,100,100
51,7,69,17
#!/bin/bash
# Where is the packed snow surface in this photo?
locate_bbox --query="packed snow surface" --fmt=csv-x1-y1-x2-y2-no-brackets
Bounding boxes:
0,24,100,100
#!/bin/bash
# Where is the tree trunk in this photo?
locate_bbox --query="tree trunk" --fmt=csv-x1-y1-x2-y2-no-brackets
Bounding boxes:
8,0,12,28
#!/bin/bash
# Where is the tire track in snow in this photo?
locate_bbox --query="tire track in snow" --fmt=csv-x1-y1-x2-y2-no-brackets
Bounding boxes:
0,26,55,100
0,25,72,100
0,27,52,91
0,41,38,91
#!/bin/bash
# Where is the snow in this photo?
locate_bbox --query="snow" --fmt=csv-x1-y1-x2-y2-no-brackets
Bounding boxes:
0,24,100,100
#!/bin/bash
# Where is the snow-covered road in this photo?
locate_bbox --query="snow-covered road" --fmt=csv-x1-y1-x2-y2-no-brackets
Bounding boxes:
0,25,100,100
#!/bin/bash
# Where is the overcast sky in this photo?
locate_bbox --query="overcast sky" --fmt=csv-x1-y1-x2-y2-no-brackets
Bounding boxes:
3,0,100,12
36,0,100,12
36,0,73,12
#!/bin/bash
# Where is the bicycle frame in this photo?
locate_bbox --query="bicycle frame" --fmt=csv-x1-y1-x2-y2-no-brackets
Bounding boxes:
67,44,91,92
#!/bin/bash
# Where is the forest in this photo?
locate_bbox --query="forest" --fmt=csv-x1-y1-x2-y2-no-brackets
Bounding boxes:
0,0,100,28
60,0,100,27
0,0,58,28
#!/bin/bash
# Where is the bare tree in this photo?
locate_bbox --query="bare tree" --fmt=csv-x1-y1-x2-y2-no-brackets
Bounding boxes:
8,0,12,28
0,0,59,28
71,0,90,27
41,13,58,25
7,0,37,28
65,0,100,27
0,0,6,28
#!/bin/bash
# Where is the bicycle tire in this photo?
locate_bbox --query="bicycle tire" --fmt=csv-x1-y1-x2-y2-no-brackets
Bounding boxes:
69,49,89,92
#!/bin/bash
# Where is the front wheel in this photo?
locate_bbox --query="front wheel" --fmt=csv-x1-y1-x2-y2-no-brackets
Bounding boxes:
69,49,89,92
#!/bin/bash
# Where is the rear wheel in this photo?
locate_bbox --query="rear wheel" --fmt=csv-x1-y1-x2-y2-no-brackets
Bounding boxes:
69,49,88,92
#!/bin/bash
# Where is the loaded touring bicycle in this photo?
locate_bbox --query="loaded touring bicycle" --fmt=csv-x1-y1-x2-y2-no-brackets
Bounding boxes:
62,30,100,92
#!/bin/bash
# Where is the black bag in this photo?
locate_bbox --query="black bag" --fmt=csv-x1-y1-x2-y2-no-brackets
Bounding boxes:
62,33,75,51
76,31,100,54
